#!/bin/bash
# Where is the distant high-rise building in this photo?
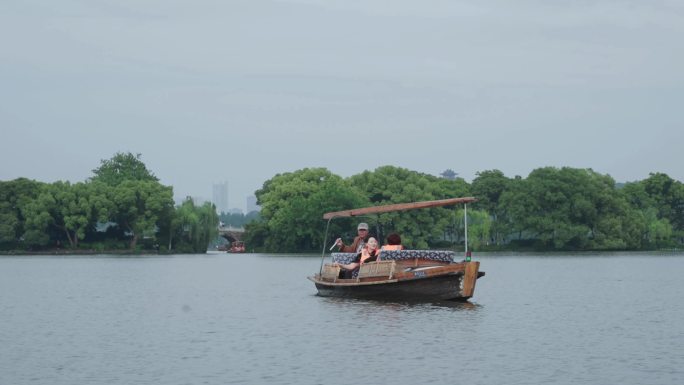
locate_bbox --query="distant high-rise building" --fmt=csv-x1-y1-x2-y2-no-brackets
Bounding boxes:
246,195,260,213
212,181,229,214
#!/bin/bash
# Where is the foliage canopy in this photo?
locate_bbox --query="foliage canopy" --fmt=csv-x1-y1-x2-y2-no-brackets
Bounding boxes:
1,153,217,253
2,155,683,253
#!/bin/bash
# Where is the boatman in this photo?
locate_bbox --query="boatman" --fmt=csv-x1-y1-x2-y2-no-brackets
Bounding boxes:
335,222,370,253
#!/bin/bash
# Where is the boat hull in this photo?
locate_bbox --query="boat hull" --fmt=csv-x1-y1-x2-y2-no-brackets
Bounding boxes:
311,273,470,301
309,261,484,301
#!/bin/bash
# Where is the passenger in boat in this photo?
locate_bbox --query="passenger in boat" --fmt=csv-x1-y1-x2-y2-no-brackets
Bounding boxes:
381,233,403,251
335,237,381,278
335,222,370,253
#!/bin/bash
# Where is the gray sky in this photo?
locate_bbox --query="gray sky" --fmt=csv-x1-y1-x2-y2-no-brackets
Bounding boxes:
2,0,683,211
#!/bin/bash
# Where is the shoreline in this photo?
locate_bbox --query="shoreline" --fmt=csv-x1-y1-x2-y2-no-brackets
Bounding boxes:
0,249,172,256
1,248,681,256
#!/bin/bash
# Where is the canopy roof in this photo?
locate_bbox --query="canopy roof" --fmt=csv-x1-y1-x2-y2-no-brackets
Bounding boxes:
322,197,477,220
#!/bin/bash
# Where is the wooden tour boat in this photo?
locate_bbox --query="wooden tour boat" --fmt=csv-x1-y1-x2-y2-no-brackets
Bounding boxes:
308,197,485,301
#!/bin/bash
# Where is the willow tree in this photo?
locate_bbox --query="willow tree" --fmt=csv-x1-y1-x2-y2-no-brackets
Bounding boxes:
168,198,219,253
453,208,492,250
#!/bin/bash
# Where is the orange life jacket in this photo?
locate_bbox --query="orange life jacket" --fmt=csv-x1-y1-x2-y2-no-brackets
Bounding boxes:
381,245,403,251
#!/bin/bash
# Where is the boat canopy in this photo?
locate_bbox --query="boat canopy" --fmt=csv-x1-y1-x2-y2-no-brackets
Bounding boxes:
322,197,477,220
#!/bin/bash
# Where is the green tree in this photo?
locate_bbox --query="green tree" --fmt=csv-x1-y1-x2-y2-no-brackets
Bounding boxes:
453,208,492,250
0,207,19,246
21,185,56,248
644,210,673,247
195,202,219,252
471,170,511,245
255,168,366,252
108,180,174,249
21,181,98,249
0,178,45,248
642,173,684,235
91,152,158,186
90,152,174,250
500,167,642,250
48,181,94,248
623,174,682,247
218,211,261,228
242,220,269,252
349,166,465,248
0,178,44,248
170,199,219,252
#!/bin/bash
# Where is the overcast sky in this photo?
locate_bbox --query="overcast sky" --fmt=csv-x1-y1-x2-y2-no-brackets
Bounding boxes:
2,0,683,211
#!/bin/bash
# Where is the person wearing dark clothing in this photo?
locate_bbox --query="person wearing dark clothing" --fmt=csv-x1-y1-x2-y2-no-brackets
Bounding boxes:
335,222,370,253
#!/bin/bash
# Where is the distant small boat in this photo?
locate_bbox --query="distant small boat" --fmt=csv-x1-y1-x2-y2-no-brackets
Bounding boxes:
308,197,485,301
229,241,246,253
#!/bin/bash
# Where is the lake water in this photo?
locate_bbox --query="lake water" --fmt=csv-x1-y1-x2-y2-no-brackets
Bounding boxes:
1,252,683,385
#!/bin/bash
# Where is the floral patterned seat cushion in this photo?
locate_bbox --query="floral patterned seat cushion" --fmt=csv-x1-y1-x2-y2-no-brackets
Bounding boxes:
331,250,455,264
331,252,358,265
378,249,455,263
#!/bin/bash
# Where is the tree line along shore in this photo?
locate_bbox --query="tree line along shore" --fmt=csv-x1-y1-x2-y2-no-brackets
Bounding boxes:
2,152,683,254
1,153,217,254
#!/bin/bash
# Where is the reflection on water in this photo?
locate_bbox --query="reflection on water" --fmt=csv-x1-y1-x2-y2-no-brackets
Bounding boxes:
321,296,481,311
1,253,684,385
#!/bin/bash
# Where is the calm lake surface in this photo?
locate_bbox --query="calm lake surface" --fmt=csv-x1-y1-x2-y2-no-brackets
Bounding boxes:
2,252,683,385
